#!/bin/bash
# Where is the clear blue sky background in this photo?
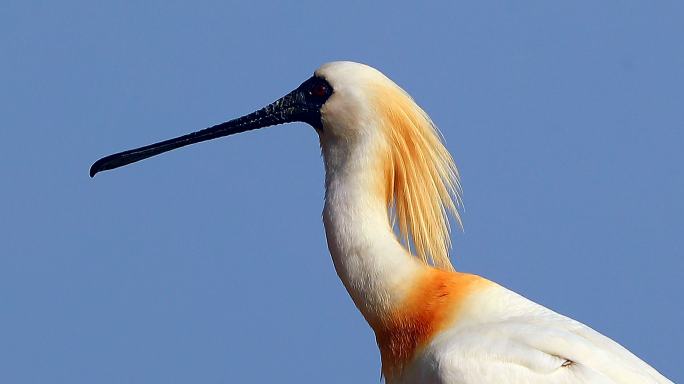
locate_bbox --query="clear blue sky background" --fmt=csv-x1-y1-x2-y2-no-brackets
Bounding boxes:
2,1,682,382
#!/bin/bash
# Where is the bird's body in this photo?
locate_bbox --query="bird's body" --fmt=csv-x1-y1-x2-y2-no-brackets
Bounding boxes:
392,274,670,384
91,61,673,383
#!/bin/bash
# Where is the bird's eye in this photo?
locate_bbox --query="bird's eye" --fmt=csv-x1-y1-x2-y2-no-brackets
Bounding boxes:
310,83,329,98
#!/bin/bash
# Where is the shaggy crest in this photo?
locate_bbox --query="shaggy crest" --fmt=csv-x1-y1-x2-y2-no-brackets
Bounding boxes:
371,81,463,271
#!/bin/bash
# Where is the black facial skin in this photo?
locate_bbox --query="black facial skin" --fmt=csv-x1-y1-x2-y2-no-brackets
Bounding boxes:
89,75,333,177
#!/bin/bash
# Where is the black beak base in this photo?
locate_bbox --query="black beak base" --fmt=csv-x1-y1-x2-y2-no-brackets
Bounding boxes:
89,75,331,177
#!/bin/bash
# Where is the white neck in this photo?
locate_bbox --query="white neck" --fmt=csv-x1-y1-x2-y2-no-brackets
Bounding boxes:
320,133,424,321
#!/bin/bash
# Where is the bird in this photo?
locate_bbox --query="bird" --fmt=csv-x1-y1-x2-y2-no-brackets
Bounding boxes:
90,61,673,383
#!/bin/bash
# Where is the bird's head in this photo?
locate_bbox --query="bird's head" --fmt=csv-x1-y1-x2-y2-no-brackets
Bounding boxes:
90,61,461,270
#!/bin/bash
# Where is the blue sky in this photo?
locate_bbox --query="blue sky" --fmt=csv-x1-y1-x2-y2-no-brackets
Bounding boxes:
2,1,682,382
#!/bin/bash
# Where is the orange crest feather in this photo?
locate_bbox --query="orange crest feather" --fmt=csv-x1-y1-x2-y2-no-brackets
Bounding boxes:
372,82,462,271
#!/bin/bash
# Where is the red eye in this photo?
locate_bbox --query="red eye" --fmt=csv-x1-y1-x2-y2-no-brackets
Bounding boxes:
310,83,328,98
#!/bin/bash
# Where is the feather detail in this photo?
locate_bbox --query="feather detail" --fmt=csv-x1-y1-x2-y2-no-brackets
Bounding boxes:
372,82,462,271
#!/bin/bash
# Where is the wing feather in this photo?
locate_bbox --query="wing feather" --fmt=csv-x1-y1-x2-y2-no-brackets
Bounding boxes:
400,283,672,384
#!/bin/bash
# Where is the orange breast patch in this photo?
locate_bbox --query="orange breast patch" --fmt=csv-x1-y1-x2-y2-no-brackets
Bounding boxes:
369,269,488,379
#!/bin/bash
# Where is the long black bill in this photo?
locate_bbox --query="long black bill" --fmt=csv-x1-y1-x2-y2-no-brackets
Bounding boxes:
89,75,330,177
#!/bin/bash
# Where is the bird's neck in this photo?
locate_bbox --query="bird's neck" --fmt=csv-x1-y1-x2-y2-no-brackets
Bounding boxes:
320,134,489,380
321,134,425,322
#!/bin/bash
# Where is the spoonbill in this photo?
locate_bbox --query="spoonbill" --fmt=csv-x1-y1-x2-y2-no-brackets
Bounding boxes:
91,61,672,383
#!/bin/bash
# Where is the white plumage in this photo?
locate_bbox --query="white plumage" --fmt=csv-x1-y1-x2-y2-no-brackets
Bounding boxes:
402,283,671,383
